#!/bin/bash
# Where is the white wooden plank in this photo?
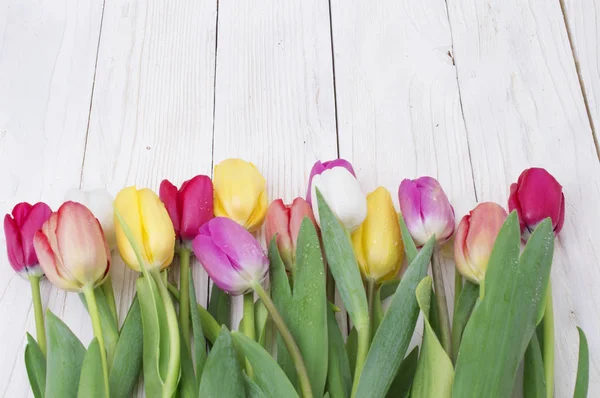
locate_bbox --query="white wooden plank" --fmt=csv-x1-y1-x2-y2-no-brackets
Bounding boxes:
212,0,338,329
447,0,600,395
561,0,600,152
330,0,477,332
0,0,103,395
80,0,218,329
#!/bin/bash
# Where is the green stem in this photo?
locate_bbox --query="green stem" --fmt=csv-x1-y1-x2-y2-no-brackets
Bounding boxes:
150,269,181,398
242,292,256,377
83,285,110,398
102,274,119,327
351,325,370,397
179,248,191,349
167,283,220,344
454,269,462,313
431,253,453,359
366,279,376,342
543,282,554,398
29,275,46,356
253,282,313,398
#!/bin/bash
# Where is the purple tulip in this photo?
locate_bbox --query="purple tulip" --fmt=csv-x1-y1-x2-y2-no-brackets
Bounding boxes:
192,217,268,295
398,177,455,247
306,159,356,206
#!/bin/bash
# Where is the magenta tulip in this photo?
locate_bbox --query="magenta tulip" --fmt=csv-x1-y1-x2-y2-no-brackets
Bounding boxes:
398,177,455,247
306,159,356,206
192,217,268,295
4,202,52,276
508,168,565,241
160,175,213,241
265,197,317,270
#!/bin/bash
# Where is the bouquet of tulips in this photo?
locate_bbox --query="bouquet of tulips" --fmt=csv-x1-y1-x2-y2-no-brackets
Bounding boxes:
4,158,590,398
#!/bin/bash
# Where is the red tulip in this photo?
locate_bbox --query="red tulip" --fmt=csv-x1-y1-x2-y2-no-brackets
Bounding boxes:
4,202,52,276
33,202,110,292
508,168,565,241
265,198,317,270
454,202,508,284
160,175,213,241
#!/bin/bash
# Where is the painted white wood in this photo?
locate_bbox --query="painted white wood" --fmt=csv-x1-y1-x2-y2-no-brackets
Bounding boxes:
446,0,600,395
211,0,338,329
0,0,104,395
562,0,600,150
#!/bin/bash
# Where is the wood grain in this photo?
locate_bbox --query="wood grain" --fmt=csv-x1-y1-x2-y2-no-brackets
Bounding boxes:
212,0,338,328
446,0,600,394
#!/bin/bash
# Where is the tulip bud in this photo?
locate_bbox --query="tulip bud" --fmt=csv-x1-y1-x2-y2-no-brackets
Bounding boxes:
310,167,367,231
508,167,565,241
160,175,213,241
213,158,268,232
306,159,356,206
265,197,317,270
192,217,268,296
65,188,116,250
454,202,508,284
4,202,52,276
398,177,455,247
33,202,110,291
352,187,404,283
114,187,176,272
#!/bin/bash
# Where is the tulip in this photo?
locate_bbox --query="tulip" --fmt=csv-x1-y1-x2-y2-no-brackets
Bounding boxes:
310,167,367,231
352,187,404,283
213,158,267,232
159,175,213,241
114,186,175,272
192,217,268,296
508,167,565,241
306,159,356,206
398,177,455,247
65,188,116,250
454,202,508,284
4,202,52,276
265,197,316,271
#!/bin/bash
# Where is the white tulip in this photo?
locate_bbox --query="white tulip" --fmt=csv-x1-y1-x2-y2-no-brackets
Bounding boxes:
310,167,367,231
65,188,116,250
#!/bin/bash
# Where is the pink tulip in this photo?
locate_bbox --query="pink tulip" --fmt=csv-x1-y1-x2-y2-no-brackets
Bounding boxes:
33,202,110,292
160,175,213,241
265,197,317,270
4,202,52,276
306,159,356,206
398,177,455,246
508,168,565,241
192,217,268,296
454,202,508,284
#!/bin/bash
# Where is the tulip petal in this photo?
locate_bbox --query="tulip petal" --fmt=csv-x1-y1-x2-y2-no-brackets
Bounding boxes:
4,215,25,273
115,187,146,270
398,180,428,246
306,159,356,206
159,179,181,237
12,202,33,226
179,175,213,240
265,199,293,267
454,215,475,283
192,235,249,295
66,189,116,250
138,188,176,269
20,202,53,267
289,197,316,246
34,228,78,291
516,168,563,232
244,189,268,233
555,193,565,234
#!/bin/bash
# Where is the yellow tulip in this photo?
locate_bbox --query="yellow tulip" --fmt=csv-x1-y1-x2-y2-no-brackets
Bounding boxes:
114,186,176,271
352,187,404,283
213,158,268,232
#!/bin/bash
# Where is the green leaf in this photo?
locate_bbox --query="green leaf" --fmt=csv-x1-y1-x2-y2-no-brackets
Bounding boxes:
411,277,454,398
452,214,554,398
78,288,119,367
244,373,268,398
574,327,589,398
232,332,299,398
25,333,46,398
317,190,369,333
77,338,106,398
208,283,231,329
355,236,435,398
399,213,418,263
326,306,352,398
428,289,442,343
177,327,197,398
386,347,419,398
451,281,479,363
345,327,358,380
109,297,143,398
270,219,329,395
379,280,400,301
254,298,275,355
198,328,245,397
45,310,86,398
189,270,206,389
523,333,546,398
